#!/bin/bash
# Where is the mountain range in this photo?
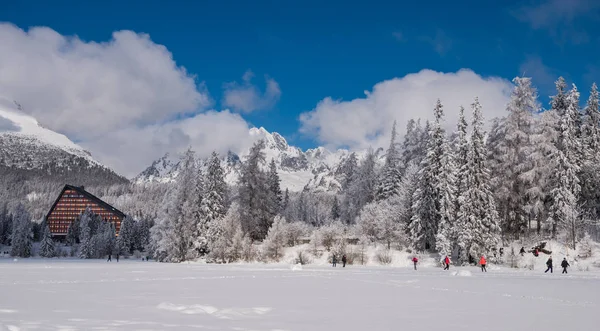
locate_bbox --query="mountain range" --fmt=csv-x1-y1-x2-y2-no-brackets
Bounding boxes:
0,98,380,195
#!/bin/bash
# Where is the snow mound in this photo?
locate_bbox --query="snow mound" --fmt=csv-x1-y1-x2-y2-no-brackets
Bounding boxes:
450,270,472,277
291,263,303,271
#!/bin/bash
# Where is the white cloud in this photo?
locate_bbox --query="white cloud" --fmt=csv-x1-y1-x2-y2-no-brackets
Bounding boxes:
0,23,211,140
513,0,599,45
419,29,453,56
0,23,255,177
222,70,281,113
82,110,252,177
299,69,513,151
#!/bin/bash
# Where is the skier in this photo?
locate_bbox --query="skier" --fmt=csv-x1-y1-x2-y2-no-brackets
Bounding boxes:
480,255,487,272
332,254,337,267
561,258,570,274
107,253,112,262
545,256,553,273
342,254,347,268
443,255,450,270
412,256,418,270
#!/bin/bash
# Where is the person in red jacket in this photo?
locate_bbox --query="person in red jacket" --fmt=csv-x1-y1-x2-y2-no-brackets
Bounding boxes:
412,256,418,270
443,255,450,270
480,255,487,272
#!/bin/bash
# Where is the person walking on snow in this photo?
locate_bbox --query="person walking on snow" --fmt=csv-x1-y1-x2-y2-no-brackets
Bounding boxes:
107,253,112,262
412,256,418,270
480,255,487,272
116,254,119,262
545,256,553,273
443,255,450,270
561,258,570,274
342,254,347,268
332,254,337,267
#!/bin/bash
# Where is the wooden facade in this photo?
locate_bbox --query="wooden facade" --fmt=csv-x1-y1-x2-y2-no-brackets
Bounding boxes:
46,185,126,237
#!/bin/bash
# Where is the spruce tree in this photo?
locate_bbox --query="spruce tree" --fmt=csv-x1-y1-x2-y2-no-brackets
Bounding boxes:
282,188,290,212
150,149,199,262
267,158,282,214
39,225,55,258
238,140,271,239
10,204,32,258
411,100,455,253
376,121,402,201
580,83,600,217
491,77,537,237
525,109,560,233
431,100,457,257
401,119,425,173
196,151,228,256
330,195,341,220
117,216,135,255
456,98,501,262
454,106,469,214
552,84,582,246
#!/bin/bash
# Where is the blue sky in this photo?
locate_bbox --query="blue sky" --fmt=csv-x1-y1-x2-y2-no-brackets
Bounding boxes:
1,0,599,175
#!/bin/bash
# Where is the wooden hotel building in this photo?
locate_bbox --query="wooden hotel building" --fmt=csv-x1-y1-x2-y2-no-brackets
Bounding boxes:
46,184,126,237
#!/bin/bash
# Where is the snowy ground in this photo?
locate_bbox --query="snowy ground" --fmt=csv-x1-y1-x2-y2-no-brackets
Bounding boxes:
1,259,599,331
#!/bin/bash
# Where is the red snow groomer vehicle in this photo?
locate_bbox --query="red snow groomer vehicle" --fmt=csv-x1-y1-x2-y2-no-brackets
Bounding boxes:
530,242,552,257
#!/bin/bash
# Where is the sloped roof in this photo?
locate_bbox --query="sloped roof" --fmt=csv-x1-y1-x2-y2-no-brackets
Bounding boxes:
45,184,126,220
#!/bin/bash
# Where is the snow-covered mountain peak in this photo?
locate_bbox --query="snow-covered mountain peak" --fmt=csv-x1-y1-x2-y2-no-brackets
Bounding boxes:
135,126,364,192
0,97,100,165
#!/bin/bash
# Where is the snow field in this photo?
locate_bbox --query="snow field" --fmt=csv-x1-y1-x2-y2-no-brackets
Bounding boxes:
1,259,599,331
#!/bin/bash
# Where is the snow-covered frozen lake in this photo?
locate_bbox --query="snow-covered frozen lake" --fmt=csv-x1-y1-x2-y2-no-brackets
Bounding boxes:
0,259,598,331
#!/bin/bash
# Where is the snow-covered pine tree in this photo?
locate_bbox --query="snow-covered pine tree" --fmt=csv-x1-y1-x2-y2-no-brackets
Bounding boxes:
456,98,501,262
10,204,32,258
117,216,134,255
345,148,378,223
552,84,582,247
262,215,287,261
330,195,341,220
78,208,94,259
195,151,228,257
398,162,419,237
580,83,600,217
524,108,560,233
552,77,569,118
0,204,11,245
356,148,378,208
39,224,55,258
376,121,402,201
282,188,290,212
582,83,600,161
267,158,282,214
65,217,79,246
401,119,425,173
150,149,199,262
238,140,272,240
453,106,469,215
341,152,359,191
411,118,440,251
491,77,537,237
431,100,457,258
